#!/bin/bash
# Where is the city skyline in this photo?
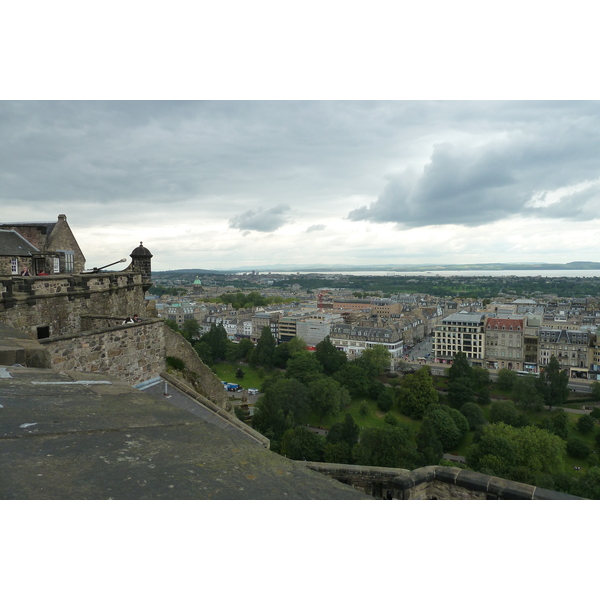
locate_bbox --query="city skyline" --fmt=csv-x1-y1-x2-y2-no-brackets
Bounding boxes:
2,101,600,271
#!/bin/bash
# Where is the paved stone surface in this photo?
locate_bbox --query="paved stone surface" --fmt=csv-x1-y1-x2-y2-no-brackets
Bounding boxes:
0,366,371,500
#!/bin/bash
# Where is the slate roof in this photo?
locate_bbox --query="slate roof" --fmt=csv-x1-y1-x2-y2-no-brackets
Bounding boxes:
0,221,57,236
0,230,39,256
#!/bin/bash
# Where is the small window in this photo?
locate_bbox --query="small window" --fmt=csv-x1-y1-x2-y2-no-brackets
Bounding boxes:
37,326,50,340
53,257,60,273
11,258,18,274
64,251,75,273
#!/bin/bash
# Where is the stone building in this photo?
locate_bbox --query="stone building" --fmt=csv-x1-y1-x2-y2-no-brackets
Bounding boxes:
329,320,404,365
484,317,525,371
538,328,592,377
0,214,85,276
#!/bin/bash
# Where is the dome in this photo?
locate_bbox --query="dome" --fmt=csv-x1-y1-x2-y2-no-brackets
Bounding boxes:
130,242,153,258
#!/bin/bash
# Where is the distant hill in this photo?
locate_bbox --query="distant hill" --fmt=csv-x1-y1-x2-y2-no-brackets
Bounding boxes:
154,262,600,275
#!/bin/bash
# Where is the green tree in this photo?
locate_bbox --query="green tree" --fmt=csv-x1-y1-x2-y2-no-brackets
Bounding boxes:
252,377,311,440
448,351,471,383
333,363,371,398
575,466,600,499
280,427,325,461
376,387,395,413
286,352,324,385
355,345,391,378
471,367,491,404
274,337,307,368
251,326,276,369
422,405,464,451
193,341,213,366
323,442,352,464
315,336,347,375
490,401,521,426
467,422,566,478
165,319,180,333
202,323,230,361
181,319,200,341
566,437,591,460
576,414,595,434
447,376,476,410
542,409,569,439
514,375,544,412
460,402,486,430
308,377,342,423
590,382,600,403
353,424,420,469
416,418,444,465
398,366,439,419
327,413,360,448
496,368,518,392
359,400,370,417
236,338,255,361
536,355,569,410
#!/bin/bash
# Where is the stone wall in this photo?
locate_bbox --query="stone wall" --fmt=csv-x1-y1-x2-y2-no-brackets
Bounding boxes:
0,272,148,338
40,319,166,385
302,463,583,500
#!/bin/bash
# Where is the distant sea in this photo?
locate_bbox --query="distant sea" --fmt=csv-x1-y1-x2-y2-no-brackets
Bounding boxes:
265,270,600,278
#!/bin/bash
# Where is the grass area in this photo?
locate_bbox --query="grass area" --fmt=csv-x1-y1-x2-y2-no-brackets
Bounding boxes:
211,361,266,390
306,398,421,434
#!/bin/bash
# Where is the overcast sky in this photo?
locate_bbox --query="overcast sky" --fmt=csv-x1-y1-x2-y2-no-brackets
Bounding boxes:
2,100,600,271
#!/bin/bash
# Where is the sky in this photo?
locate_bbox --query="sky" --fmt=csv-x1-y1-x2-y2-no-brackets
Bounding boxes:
2,3,599,274
2,100,600,271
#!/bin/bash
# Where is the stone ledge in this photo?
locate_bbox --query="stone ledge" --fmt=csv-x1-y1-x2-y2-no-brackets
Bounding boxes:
160,371,270,449
303,463,584,499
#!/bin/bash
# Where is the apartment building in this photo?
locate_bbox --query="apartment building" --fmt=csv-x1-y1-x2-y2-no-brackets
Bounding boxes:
329,321,404,366
484,317,525,371
433,312,486,366
538,328,592,377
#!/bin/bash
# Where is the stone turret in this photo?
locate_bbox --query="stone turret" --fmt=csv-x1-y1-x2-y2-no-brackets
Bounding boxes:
130,242,153,291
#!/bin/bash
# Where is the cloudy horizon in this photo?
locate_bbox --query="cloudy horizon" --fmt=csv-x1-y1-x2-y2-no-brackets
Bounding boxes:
2,100,600,271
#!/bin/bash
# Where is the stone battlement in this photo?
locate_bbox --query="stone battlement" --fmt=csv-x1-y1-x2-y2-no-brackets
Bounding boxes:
302,462,583,500
0,272,148,339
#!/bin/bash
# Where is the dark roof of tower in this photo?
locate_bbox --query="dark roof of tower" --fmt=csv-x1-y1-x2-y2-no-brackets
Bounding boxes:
130,242,153,258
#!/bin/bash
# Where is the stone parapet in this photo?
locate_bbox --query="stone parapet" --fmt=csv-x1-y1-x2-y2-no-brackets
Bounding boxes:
0,272,148,339
302,462,583,500
39,319,166,385
160,371,270,448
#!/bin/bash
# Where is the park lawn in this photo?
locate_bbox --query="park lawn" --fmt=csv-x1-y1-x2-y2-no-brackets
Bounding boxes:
306,398,421,434
211,361,266,390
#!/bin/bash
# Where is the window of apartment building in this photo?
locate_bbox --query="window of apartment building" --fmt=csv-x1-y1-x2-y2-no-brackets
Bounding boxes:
11,258,18,274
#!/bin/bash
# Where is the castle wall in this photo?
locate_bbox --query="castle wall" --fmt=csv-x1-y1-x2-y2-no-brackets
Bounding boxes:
40,319,166,385
0,272,148,338
302,463,582,500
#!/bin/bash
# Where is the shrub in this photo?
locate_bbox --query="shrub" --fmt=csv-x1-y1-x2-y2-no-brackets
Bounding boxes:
166,356,186,371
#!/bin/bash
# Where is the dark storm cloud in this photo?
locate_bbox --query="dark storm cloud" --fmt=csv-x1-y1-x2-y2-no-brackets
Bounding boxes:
228,204,292,232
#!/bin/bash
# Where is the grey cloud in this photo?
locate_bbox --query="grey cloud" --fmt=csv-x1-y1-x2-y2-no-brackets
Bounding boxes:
306,224,326,232
229,204,291,232
348,117,600,228
3,100,600,232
